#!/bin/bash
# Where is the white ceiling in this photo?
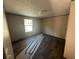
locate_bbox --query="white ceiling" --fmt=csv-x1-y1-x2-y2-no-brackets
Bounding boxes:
4,0,71,17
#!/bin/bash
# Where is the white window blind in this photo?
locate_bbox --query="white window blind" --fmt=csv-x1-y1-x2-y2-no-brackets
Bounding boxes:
24,19,33,32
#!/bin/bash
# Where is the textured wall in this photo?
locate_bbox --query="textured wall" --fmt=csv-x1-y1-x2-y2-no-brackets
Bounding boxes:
64,1,75,59
6,14,43,42
42,15,68,39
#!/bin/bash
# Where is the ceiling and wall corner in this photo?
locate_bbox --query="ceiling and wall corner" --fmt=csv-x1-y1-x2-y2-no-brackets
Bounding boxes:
4,0,71,17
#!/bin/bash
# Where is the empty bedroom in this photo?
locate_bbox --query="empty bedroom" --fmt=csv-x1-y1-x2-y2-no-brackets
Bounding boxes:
3,0,75,59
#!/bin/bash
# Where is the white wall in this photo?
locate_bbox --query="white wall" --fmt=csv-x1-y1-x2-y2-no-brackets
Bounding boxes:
3,11,14,59
6,14,43,42
42,15,68,39
6,12,68,42
64,1,75,59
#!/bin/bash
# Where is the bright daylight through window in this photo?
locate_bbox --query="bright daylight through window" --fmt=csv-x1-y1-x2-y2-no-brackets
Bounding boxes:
24,19,33,32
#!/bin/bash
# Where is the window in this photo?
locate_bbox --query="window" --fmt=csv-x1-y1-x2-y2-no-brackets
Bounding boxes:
24,19,33,32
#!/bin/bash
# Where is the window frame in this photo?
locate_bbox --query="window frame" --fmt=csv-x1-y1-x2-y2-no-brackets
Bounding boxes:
24,19,33,32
